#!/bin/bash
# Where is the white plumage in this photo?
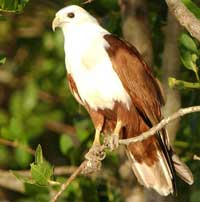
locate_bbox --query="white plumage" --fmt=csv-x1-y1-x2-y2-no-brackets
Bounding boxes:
61,7,131,110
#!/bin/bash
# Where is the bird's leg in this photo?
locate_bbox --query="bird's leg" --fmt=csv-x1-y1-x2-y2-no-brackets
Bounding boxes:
104,120,122,151
83,127,105,174
85,127,105,161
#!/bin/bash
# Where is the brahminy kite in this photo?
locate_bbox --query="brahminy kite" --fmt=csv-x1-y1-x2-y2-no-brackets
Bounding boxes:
52,5,193,195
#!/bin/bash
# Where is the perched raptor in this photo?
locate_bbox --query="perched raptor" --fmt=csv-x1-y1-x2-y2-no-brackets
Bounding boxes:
52,5,193,195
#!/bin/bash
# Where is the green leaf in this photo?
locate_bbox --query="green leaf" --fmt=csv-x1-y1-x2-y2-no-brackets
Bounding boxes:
15,147,32,168
180,33,198,53
35,145,43,164
0,54,6,64
30,145,53,186
0,127,10,139
30,161,53,186
182,0,200,19
75,120,90,142
59,134,73,155
0,110,8,125
23,82,38,115
180,50,198,71
180,49,200,80
0,0,29,13
9,92,23,117
0,145,10,165
9,117,24,140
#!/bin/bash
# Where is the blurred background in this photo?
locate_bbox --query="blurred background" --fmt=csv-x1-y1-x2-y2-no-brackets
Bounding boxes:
0,0,200,202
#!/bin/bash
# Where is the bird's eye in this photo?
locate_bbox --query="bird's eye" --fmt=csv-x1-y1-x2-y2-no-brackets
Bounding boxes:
67,12,75,18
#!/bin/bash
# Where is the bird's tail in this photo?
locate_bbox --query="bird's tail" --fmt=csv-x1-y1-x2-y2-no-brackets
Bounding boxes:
125,129,193,196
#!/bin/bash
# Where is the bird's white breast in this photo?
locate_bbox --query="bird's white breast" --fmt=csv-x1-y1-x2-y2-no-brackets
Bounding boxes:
63,23,131,111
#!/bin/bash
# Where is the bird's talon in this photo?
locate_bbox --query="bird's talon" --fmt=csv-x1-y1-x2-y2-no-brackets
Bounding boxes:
104,134,119,151
82,159,102,174
85,145,105,161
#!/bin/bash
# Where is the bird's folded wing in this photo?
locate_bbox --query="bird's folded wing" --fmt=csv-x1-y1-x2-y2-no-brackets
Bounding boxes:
104,34,165,125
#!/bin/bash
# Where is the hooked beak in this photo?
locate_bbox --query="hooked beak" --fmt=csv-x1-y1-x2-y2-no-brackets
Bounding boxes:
52,16,62,31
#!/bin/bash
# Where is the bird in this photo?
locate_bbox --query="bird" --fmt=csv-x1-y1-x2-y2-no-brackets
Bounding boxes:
52,5,193,196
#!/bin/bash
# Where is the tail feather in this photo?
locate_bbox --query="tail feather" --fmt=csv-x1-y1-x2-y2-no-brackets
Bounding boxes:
172,153,194,185
126,135,193,196
126,143,174,196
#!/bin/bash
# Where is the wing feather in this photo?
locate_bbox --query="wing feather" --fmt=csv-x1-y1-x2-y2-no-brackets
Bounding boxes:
104,34,164,125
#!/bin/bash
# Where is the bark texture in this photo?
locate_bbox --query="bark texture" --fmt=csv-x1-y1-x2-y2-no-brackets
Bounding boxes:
166,0,200,42
120,0,153,66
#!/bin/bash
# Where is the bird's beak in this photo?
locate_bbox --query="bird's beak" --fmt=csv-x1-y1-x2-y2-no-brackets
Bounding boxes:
52,16,61,31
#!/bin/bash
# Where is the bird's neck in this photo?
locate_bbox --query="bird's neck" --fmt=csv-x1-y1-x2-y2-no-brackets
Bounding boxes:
63,22,109,50
62,22,109,73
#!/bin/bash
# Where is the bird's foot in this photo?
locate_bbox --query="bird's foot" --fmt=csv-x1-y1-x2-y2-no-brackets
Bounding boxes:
104,134,119,151
82,144,105,174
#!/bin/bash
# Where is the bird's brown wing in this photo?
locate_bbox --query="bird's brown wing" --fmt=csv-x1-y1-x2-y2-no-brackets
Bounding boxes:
104,34,164,126
104,34,193,195
104,34,177,195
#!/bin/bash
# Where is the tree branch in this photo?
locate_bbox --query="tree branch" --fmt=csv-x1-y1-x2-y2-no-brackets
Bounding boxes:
119,106,200,145
166,0,200,41
0,138,35,155
50,161,87,202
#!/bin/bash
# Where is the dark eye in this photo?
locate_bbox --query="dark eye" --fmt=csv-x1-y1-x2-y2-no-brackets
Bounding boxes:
67,12,75,18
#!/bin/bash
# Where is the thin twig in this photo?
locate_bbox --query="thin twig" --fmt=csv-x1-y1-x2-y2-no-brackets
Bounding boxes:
0,138,35,155
119,106,200,145
50,161,87,202
169,78,200,89
166,0,200,41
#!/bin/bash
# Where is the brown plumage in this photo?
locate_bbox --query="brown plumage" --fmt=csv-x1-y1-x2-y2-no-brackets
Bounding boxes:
67,34,193,195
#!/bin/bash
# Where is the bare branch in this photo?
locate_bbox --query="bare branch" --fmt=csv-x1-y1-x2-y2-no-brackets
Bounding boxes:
119,106,200,145
0,170,25,193
50,161,87,202
0,138,35,155
166,0,200,41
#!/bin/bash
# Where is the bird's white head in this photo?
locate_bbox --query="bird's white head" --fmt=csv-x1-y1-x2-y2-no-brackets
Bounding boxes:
52,5,98,31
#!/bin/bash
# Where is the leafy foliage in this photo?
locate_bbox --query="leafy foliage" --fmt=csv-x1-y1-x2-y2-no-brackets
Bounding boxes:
182,0,200,19
30,145,53,186
169,32,200,89
0,0,29,12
